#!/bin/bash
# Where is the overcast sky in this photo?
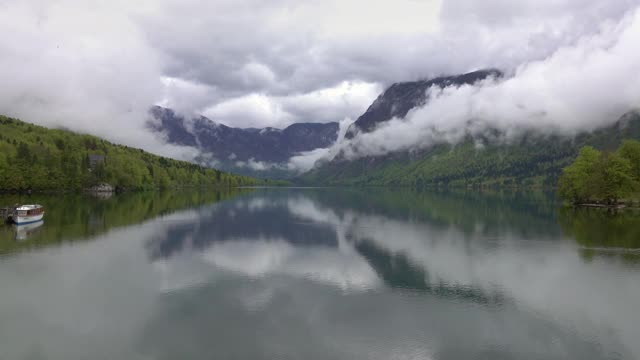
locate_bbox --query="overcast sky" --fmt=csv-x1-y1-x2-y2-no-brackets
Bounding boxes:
0,0,639,159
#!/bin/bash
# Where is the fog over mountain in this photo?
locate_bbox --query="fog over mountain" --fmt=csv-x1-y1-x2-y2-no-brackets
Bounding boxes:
149,106,339,176
307,9,640,166
0,0,639,170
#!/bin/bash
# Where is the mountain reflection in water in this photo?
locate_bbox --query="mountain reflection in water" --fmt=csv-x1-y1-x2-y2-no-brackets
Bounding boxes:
140,189,639,359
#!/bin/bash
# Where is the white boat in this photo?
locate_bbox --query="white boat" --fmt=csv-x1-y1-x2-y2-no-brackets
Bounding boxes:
12,204,45,225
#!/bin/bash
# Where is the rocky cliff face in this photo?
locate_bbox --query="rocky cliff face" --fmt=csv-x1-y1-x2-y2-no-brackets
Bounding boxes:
149,106,339,176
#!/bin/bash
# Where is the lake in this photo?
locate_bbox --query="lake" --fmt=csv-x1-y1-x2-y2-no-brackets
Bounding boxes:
1,188,639,360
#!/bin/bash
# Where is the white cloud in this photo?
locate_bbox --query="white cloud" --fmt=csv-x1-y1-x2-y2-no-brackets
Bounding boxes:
204,94,292,129
236,62,278,89
319,6,640,161
0,0,197,159
1,0,639,166
202,81,380,128
269,0,441,38
281,81,382,124
288,148,332,173
158,77,220,118
235,158,281,172
287,116,355,172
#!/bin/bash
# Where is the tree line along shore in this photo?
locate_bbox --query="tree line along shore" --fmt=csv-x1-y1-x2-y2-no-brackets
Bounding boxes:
0,115,282,192
1,114,639,205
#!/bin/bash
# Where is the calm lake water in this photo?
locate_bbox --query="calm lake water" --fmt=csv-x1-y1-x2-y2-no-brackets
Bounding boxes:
1,188,639,360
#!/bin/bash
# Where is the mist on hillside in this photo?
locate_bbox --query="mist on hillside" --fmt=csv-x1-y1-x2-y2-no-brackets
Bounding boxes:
1,0,639,173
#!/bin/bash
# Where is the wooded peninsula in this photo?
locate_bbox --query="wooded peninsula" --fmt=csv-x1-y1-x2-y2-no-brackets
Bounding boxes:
0,115,271,192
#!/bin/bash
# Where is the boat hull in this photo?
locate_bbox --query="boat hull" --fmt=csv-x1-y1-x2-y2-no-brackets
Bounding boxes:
14,213,45,225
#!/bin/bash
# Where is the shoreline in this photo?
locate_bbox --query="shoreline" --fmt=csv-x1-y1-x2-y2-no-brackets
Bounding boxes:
0,185,247,195
573,202,640,210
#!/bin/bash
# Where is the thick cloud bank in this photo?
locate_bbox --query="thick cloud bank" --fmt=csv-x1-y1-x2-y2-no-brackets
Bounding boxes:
314,6,640,163
0,0,639,169
0,0,197,159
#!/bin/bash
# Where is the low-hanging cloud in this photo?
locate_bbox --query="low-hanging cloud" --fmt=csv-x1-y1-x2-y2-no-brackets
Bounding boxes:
201,81,381,129
0,0,198,159
309,6,640,164
1,0,640,168
278,116,355,173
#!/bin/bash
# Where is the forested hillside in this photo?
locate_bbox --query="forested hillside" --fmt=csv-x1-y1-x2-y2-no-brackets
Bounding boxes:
0,115,267,192
302,112,640,188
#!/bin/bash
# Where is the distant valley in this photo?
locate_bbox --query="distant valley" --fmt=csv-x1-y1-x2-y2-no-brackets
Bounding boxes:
149,106,338,178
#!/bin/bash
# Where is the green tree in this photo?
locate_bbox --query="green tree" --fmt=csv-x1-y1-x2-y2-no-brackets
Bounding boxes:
152,164,171,189
558,146,600,203
559,143,640,205
617,139,640,181
0,114,267,192
598,153,635,204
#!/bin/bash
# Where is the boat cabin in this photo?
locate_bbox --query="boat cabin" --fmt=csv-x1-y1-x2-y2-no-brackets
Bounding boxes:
15,205,44,217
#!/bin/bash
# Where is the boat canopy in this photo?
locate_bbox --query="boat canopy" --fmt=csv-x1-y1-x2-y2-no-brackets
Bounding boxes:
16,204,43,211
15,204,44,216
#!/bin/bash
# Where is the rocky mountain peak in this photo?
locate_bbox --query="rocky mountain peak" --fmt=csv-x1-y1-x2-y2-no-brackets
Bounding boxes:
344,69,503,139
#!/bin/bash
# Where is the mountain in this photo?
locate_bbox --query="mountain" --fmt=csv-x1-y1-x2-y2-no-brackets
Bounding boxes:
301,69,640,188
303,114,640,187
149,106,339,177
344,69,503,139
